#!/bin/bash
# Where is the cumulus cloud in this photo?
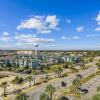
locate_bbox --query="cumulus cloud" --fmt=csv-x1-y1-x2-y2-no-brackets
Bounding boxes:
95,11,100,25
61,35,79,40
95,11,100,31
46,15,59,29
61,36,66,40
17,15,59,33
0,32,10,41
2,32,9,36
86,34,97,38
66,19,71,24
76,26,84,32
95,27,100,31
14,34,55,43
72,36,80,39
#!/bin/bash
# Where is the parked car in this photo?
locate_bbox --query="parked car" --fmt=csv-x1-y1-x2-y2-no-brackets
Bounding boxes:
16,69,24,73
59,96,69,100
61,81,66,87
76,74,83,80
24,70,32,74
14,89,22,94
77,87,88,94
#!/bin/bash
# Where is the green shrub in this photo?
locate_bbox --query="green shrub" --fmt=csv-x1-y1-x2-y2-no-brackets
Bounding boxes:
61,73,68,78
92,94,100,100
97,86,100,92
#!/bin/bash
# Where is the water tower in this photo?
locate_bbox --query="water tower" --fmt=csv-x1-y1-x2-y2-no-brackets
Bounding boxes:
34,44,39,56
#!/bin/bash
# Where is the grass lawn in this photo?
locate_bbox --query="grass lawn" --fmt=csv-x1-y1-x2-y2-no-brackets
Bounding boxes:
50,63,66,68
81,73,96,84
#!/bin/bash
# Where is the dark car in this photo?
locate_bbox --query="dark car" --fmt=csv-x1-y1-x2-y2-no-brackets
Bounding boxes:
59,96,69,100
14,89,22,94
76,74,83,80
24,70,32,74
61,81,66,87
16,69,24,73
77,87,88,94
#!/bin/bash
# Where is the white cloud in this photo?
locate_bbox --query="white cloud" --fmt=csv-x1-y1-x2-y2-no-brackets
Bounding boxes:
37,30,51,34
61,36,66,40
0,32,10,41
32,34,37,38
86,34,99,38
72,36,80,39
17,15,59,33
61,35,79,40
76,26,84,32
14,34,55,43
17,17,45,31
95,27,100,31
66,19,71,24
98,22,100,25
95,11,100,25
95,11,100,31
2,32,9,36
46,15,59,29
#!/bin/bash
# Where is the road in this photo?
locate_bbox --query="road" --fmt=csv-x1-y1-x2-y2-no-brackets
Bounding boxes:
0,71,29,77
26,65,97,100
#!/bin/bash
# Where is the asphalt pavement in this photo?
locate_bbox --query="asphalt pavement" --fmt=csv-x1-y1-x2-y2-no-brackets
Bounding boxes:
27,66,97,100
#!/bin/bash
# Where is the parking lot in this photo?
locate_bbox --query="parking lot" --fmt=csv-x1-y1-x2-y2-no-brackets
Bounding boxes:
81,75,100,99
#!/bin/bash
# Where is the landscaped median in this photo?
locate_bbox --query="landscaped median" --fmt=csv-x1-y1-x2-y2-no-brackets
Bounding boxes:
81,73,96,84
96,71,100,75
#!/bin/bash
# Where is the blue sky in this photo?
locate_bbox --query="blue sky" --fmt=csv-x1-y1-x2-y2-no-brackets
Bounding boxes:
0,0,100,50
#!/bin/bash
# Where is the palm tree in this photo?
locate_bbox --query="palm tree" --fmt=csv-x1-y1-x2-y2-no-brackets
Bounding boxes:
72,78,81,89
14,76,20,84
96,63,100,70
27,76,33,87
68,62,73,68
27,58,32,69
44,66,49,79
16,92,27,100
13,76,24,84
54,66,63,78
39,92,50,100
89,57,93,62
32,70,37,85
0,82,8,96
63,63,69,68
81,63,86,70
45,84,55,100
71,78,81,95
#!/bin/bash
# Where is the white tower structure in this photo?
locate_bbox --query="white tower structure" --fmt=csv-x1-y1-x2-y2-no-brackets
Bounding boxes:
34,44,39,56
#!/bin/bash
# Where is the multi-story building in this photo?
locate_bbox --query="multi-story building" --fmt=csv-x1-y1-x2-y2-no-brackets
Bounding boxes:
62,56,81,63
